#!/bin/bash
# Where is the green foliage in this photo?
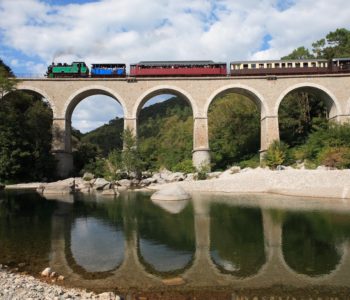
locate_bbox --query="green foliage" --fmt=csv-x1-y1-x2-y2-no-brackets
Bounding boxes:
312,28,350,59
317,147,350,169
279,91,328,147
263,140,288,169
81,117,123,156
209,94,260,170
294,122,350,168
0,90,56,182
285,28,350,59
239,154,260,169
196,163,210,180
72,142,101,174
138,97,193,171
122,128,143,177
282,46,314,60
172,159,195,174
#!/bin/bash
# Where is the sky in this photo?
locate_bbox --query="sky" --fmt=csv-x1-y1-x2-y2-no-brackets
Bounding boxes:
1,0,350,132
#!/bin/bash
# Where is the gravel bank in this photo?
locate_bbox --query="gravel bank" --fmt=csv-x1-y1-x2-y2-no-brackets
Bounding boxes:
0,267,120,300
152,168,350,200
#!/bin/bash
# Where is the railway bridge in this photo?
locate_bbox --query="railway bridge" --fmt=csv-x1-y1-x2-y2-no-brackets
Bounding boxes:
15,74,350,177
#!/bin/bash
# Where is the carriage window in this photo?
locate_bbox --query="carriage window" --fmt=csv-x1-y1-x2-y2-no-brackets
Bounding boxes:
275,63,280,68
295,63,300,68
311,62,316,67
243,64,249,69
267,63,272,68
251,64,256,69
259,63,264,69
281,63,286,68
287,63,293,68
303,62,308,67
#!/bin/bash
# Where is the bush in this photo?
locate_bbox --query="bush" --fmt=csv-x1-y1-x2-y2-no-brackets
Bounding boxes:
239,155,260,169
263,140,288,169
317,146,350,169
172,159,195,173
196,163,210,180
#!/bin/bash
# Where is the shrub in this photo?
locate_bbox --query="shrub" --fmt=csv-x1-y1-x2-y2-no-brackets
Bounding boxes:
172,159,195,174
196,163,210,180
239,155,260,169
317,146,350,169
263,140,288,169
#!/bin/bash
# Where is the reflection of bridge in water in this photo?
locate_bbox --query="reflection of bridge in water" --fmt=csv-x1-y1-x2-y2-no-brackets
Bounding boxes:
50,194,350,291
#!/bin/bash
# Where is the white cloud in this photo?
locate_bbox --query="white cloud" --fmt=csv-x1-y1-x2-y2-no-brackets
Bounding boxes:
1,0,350,131
72,95,123,132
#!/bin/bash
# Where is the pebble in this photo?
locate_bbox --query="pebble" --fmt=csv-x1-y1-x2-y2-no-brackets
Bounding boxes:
0,269,121,299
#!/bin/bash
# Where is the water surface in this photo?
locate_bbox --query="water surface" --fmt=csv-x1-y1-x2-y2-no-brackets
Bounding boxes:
1,190,350,298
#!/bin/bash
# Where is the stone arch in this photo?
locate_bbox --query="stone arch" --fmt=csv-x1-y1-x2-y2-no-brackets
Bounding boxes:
64,85,128,120
274,82,341,119
132,85,198,119
7,85,57,117
204,84,269,118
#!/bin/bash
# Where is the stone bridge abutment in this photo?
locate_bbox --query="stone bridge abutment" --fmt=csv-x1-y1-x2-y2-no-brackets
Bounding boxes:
13,74,350,177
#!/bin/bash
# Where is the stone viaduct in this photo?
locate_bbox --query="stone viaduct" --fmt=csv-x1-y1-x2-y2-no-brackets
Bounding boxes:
15,73,350,177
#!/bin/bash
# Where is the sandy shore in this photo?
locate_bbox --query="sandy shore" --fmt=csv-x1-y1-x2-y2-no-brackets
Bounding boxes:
150,168,350,200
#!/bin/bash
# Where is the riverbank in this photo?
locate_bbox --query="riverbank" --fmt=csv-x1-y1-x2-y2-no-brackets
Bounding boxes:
149,168,350,200
0,266,120,300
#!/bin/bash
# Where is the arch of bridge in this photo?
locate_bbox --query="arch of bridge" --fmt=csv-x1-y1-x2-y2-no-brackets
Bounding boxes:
204,83,269,118
63,85,128,120
274,82,341,117
132,85,198,119
10,84,57,117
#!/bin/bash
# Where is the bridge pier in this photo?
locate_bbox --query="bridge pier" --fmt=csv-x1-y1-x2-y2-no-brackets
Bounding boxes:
193,117,211,170
260,115,280,155
52,118,73,178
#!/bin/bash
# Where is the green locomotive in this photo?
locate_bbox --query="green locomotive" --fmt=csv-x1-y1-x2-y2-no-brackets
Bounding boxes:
46,61,89,78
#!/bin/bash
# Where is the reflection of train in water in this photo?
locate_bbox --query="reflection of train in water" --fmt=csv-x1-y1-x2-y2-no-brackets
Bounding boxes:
46,58,350,78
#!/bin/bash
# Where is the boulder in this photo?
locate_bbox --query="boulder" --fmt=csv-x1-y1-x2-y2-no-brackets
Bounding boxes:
43,178,75,195
41,267,52,277
116,185,128,192
117,179,132,188
93,178,110,190
151,185,191,201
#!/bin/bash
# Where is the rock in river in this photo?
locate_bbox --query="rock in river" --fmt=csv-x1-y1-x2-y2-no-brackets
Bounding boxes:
151,184,191,201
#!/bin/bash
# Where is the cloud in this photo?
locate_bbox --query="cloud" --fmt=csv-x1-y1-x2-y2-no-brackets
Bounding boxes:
1,0,349,76
72,95,123,133
1,0,350,131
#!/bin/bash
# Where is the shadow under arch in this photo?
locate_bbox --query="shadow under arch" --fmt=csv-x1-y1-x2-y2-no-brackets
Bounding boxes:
204,84,269,118
274,83,341,119
132,85,198,118
8,85,57,117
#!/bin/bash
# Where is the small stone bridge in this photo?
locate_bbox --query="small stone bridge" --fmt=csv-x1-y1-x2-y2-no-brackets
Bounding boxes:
15,74,350,176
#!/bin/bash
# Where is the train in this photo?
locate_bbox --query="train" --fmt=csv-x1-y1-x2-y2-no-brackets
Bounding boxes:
46,58,350,78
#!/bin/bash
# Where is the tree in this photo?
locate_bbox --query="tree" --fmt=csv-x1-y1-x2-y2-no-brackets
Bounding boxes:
312,28,350,58
0,60,55,182
282,46,314,60
121,128,143,177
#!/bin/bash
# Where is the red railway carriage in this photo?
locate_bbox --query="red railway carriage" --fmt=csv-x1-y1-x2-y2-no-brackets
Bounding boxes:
129,61,227,77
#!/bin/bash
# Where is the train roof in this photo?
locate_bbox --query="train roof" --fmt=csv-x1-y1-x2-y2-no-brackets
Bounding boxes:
91,63,126,66
132,60,226,66
332,57,350,61
230,59,328,64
